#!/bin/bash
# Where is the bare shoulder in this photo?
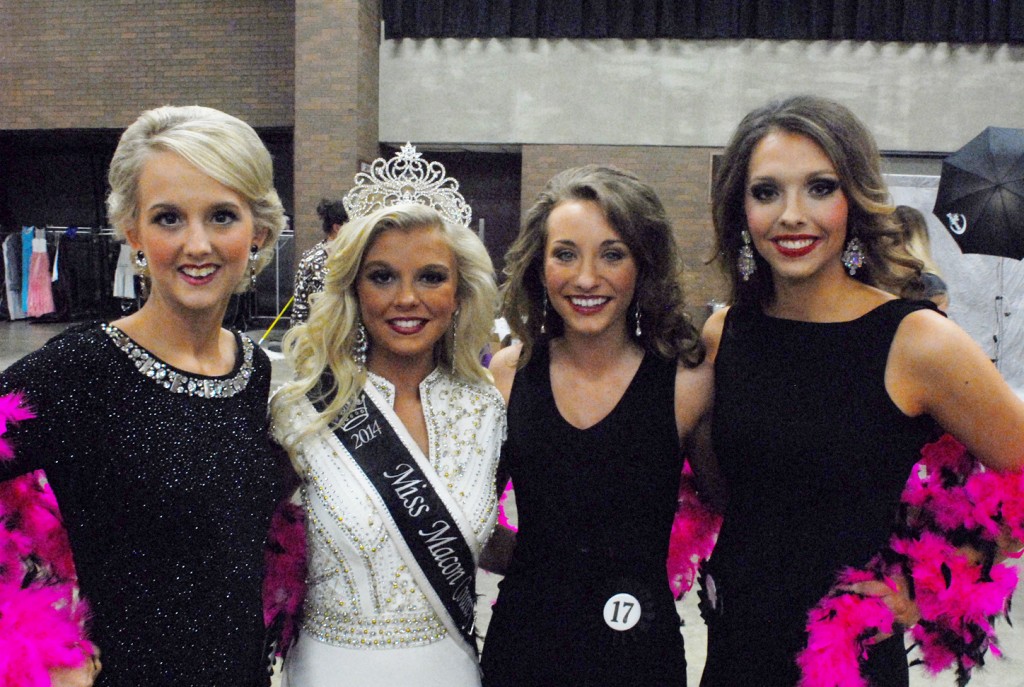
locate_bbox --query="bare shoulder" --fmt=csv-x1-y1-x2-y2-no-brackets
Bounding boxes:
890,307,975,371
889,307,1024,472
701,307,729,363
488,343,522,405
675,354,714,435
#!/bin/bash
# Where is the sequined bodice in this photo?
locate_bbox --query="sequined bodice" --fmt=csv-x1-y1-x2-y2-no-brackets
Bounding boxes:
0,322,287,687
274,369,505,650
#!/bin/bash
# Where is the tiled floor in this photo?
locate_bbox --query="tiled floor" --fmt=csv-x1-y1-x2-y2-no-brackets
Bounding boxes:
1,319,1022,685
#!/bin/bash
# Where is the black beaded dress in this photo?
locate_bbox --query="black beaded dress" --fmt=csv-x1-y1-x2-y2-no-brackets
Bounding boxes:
480,345,687,687
0,322,287,687
700,301,940,687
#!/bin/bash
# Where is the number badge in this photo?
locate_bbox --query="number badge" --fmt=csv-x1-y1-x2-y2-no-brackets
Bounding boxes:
603,592,642,631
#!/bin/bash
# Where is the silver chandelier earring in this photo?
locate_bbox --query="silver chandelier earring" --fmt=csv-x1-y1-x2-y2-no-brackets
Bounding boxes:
841,237,865,276
634,301,642,337
540,291,548,335
248,244,260,290
352,321,369,366
738,230,756,281
133,250,150,300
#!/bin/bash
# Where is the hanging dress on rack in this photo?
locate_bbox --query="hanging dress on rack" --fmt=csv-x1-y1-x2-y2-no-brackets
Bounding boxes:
3,233,26,320
113,243,136,300
21,226,33,313
27,235,55,317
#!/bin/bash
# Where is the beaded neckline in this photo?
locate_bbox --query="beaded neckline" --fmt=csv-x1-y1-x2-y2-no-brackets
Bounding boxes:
101,323,254,398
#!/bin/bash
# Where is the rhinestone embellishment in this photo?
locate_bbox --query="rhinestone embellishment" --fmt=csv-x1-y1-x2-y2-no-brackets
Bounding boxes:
102,323,254,398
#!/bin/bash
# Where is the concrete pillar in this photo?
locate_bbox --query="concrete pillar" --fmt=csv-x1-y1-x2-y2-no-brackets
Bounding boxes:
294,0,380,258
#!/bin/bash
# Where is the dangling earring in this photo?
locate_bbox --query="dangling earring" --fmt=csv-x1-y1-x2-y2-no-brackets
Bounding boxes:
134,250,150,300
352,321,368,367
449,309,460,370
738,230,756,282
540,290,548,335
634,301,642,338
248,244,260,290
841,237,865,276
133,250,149,276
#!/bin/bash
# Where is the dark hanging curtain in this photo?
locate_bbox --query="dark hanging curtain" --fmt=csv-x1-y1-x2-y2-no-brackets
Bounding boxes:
382,0,1024,43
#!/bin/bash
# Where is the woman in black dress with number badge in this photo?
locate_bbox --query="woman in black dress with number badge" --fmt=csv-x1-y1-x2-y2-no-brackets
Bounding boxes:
481,165,715,686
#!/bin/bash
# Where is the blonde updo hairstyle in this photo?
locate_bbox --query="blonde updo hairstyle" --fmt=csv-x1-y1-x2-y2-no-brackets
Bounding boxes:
106,105,287,292
272,202,497,450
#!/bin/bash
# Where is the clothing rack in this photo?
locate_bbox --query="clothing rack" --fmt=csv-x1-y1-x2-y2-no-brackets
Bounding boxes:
2,226,129,321
42,225,118,237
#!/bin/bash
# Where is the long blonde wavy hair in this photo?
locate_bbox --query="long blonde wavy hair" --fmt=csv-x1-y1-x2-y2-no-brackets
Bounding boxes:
271,203,497,451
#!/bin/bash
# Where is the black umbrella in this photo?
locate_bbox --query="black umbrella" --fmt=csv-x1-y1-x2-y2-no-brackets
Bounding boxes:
933,126,1024,260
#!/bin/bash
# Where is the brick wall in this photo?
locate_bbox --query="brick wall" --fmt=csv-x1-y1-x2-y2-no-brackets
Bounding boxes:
0,0,294,130
293,0,380,257
521,145,728,326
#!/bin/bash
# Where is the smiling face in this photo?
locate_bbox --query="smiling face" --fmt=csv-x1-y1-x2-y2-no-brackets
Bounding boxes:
357,224,459,378
126,150,263,317
744,130,850,287
543,199,638,339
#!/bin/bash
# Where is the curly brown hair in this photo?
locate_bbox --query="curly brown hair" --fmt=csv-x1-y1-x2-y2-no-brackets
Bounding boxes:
711,95,921,307
502,164,704,368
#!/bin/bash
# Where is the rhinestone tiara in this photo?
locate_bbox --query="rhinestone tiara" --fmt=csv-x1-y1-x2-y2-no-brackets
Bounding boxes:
343,143,472,227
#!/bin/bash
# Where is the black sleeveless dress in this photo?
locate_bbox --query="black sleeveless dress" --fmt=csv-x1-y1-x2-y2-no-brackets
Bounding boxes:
480,345,687,686
700,300,940,687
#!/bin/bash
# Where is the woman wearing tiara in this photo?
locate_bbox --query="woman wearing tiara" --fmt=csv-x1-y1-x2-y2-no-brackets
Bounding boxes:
272,146,504,686
0,105,289,686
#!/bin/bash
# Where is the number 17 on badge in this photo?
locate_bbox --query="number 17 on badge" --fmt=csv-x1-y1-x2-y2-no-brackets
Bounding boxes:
603,592,641,631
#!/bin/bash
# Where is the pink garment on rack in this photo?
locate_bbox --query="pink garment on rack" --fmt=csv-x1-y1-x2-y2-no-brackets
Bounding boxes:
27,237,55,317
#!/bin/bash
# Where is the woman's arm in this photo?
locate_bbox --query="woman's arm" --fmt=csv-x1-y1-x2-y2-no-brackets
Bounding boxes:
488,343,521,406
679,310,728,513
477,345,520,574
888,309,1024,472
478,419,516,575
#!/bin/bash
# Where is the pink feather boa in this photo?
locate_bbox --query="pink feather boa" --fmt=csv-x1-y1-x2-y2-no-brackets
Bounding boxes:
262,499,307,656
498,480,517,533
798,434,1024,687
667,461,722,598
0,392,93,686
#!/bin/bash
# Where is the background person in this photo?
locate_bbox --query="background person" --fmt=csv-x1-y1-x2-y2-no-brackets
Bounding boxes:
291,197,349,324
893,204,949,310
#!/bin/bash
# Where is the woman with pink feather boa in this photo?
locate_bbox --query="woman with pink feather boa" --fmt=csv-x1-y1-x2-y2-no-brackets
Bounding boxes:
0,105,293,687
698,94,1024,687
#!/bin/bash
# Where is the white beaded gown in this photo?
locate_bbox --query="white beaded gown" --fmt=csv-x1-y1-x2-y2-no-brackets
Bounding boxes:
274,369,505,687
